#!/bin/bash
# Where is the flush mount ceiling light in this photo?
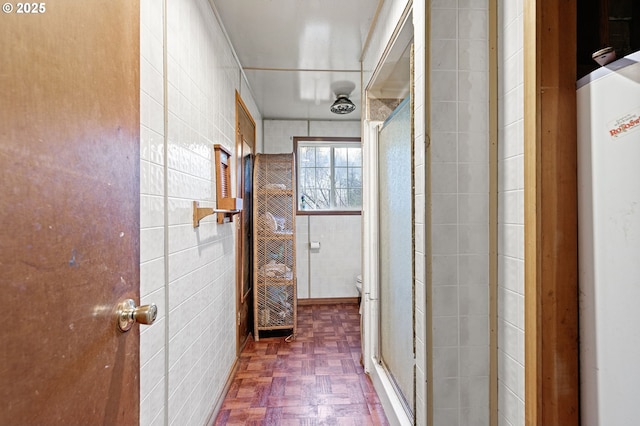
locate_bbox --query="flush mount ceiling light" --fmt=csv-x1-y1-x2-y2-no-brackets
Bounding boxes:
330,94,356,114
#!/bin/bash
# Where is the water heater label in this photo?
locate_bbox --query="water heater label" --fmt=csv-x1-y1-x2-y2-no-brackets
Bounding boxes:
608,107,640,140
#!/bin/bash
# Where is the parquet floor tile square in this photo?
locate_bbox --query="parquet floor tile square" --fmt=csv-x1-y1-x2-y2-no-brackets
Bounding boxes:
214,303,389,425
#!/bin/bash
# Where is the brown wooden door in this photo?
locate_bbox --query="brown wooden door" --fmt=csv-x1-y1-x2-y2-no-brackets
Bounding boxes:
0,2,141,425
236,93,255,353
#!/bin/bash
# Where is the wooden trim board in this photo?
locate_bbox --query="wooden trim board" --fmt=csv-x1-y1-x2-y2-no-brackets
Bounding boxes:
488,0,498,424
523,1,580,424
297,297,359,306
206,357,240,426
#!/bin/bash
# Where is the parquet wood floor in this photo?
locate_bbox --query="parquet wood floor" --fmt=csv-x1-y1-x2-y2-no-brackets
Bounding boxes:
214,303,389,425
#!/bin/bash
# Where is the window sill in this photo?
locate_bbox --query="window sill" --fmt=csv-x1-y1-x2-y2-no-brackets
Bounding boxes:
296,210,362,216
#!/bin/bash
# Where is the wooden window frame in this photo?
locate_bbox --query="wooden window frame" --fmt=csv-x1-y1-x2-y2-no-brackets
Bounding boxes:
293,136,362,216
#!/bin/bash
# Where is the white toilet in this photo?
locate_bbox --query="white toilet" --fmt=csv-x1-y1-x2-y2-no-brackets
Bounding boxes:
355,274,362,297
355,274,363,333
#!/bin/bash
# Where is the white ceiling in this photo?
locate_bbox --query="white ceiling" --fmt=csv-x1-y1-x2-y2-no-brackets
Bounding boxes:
212,0,381,121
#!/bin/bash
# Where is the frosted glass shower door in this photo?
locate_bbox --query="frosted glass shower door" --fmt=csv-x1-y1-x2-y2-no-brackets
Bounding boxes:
378,97,414,415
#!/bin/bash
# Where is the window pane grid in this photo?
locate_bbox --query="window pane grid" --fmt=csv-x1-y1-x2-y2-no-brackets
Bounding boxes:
297,141,361,212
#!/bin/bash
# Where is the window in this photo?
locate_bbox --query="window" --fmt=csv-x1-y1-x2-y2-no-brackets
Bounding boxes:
294,137,362,214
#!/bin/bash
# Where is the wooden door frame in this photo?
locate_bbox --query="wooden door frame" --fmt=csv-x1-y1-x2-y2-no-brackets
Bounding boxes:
524,1,580,424
235,91,256,355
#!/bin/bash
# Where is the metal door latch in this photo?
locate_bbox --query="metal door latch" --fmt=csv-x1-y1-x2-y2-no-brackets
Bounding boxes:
116,299,158,332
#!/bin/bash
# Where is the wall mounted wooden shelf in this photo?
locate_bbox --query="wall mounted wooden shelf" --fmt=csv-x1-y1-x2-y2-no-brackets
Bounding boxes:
191,144,245,228
192,201,242,228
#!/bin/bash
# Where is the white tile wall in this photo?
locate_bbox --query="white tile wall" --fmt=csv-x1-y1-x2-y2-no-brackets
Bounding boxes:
140,0,166,424
308,215,362,298
262,120,307,153
263,120,362,300
497,0,525,425
430,1,490,425
295,215,310,298
139,0,263,425
309,120,361,137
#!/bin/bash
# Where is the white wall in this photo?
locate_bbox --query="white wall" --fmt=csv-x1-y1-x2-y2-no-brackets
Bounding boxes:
429,1,491,425
308,215,362,298
139,0,262,425
262,120,362,300
497,0,525,425
139,1,166,424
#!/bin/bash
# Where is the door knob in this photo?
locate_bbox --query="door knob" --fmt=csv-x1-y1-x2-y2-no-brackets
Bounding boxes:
117,299,158,332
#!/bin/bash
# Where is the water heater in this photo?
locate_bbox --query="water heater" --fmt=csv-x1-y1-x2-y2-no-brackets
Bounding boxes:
577,50,640,425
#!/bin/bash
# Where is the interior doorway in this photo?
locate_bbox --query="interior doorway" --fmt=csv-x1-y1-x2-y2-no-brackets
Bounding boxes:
362,7,415,424
235,92,256,355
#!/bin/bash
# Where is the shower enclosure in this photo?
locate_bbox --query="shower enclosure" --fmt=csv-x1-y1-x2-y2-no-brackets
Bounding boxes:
378,96,414,417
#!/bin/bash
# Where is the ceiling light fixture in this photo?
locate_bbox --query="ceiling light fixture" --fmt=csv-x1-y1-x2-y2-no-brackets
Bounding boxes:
330,94,356,114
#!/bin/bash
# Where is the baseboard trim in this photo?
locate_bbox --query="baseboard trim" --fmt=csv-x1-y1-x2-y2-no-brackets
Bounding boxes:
298,297,359,305
205,355,240,426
